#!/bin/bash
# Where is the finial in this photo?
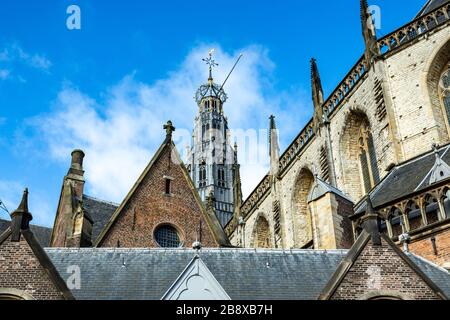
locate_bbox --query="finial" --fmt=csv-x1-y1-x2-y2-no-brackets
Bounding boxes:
361,195,381,245
15,188,30,217
360,0,369,19
10,188,33,242
192,240,202,252
163,120,176,142
399,233,411,253
269,115,276,130
432,143,439,153
202,49,218,84
206,190,215,210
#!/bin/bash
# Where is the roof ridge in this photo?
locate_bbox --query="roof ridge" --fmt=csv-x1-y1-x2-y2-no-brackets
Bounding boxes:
44,247,350,255
83,194,120,207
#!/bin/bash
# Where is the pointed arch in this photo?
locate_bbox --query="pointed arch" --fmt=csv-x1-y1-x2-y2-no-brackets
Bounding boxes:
291,167,315,247
340,109,379,202
251,213,272,248
424,36,450,141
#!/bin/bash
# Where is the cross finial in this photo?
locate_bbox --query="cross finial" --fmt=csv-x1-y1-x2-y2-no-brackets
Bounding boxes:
163,120,176,142
202,49,218,83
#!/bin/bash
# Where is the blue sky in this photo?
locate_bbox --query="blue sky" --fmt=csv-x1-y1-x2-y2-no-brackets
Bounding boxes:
0,0,429,227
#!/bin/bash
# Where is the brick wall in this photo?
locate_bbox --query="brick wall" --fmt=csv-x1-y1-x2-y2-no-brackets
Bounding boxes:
409,227,450,268
336,197,354,249
0,235,65,300
100,144,219,248
331,237,441,300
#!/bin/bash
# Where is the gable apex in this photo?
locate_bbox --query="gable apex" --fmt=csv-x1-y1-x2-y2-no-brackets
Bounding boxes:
162,255,230,300
95,125,230,248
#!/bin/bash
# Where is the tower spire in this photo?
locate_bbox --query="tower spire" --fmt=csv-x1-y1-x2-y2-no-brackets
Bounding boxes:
269,115,280,178
232,143,243,221
360,0,379,67
311,58,324,129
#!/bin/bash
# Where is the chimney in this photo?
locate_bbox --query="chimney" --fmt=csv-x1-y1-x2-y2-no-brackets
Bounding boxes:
10,188,33,242
68,149,85,176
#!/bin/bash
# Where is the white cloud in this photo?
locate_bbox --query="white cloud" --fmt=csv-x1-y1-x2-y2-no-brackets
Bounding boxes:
0,180,54,227
0,43,52,81
31,44,310,203
0,69,10,80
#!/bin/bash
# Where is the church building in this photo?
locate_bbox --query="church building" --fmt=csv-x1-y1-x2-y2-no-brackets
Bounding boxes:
1,0,450,300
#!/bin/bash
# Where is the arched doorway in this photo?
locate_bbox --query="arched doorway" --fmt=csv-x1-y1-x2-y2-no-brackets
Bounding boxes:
0,289,34,300
292,168,315,247
340,110,379,202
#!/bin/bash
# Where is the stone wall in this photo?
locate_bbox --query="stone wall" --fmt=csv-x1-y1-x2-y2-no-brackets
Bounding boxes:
231,22,450,251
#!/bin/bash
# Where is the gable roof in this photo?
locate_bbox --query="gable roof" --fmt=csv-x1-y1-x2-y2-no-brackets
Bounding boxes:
94,138,230,247
45,248,347,300
162,255,231,300
0,227,74,300
355,144,450,214
319,230,449,300
406,253,450,298
82,195,118,244
308,176,353,203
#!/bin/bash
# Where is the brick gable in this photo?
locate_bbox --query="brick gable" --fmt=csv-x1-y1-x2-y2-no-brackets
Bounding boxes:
96,140,229,248
0,229,71,300
320,230,446,300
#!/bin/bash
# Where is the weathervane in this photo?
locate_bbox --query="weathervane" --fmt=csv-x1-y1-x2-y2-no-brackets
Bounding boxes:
202,49,218,82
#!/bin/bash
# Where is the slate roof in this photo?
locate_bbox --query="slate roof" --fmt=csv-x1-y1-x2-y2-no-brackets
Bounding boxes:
407,252,450,298
0,218,52,247
45,248,348,300
416,0,449,18
355,144,450,214
82,195,118,244
308,176,353,203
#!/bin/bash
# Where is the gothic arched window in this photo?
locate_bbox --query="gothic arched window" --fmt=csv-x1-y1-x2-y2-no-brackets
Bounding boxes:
254,215,271,248
440,67,450,124
358,127,380,194
199,165,207,187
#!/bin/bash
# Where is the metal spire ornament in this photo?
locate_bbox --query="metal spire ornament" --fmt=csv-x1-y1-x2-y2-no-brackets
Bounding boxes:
202,49,218,83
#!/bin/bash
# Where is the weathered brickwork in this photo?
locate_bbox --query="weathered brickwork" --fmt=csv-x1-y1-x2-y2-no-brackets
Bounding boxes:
336,197,354,249
409,227,450,269
100,144,219,248
331,238,441,300
0,235,65,300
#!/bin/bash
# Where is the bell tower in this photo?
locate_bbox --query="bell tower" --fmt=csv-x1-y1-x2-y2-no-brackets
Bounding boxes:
188,50,238,227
